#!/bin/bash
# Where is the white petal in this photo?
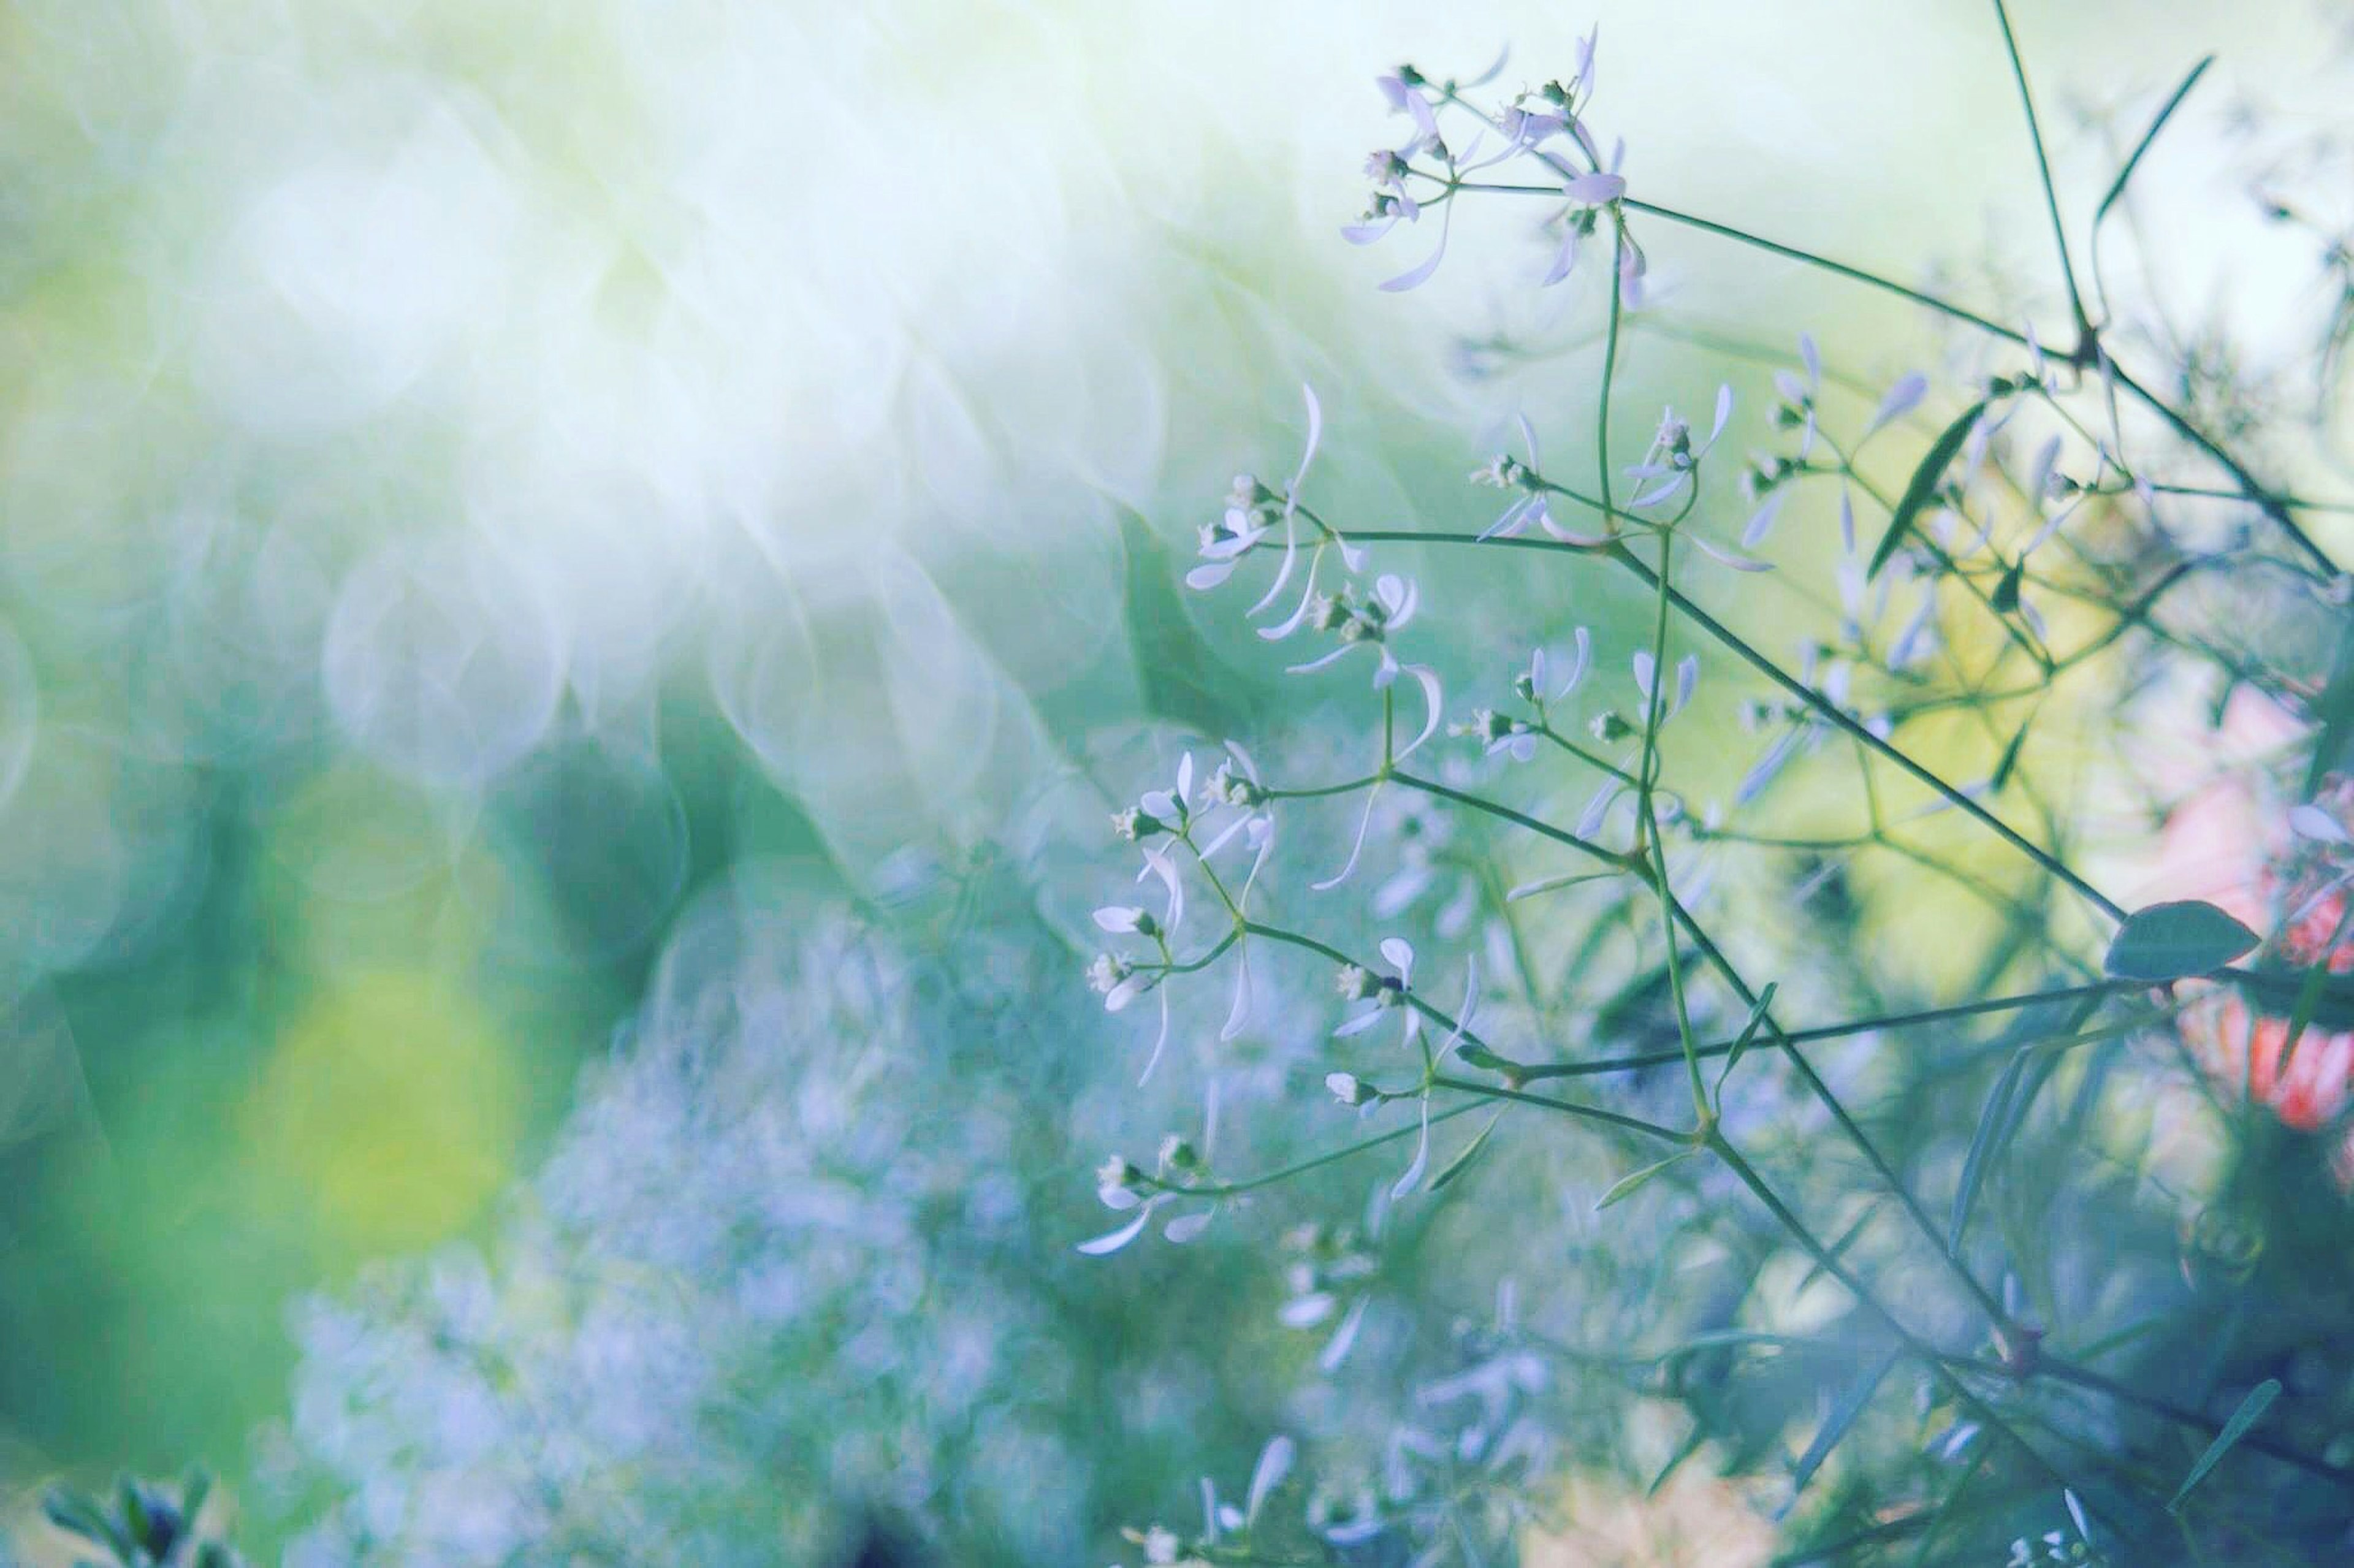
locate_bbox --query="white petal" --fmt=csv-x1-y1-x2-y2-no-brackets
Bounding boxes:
1563,170,1626,204
1279,1292,1337,1329
1220,948,1254,1040
1248,1436,1298,1526
1390,1099,1431,1200
1800,332,1821,388
1105,972,1150,1013
1332,1008,1388,1038
1286,644,1359,677
1289,383,1324,500
1136,989,1172,1084
1163,1209,1214,1244
1076,1207,1156,1255
1175,751,1195,804
1247,512,1301,615
1674,654,1699,715
1479,495,1535,541
1094,906,1145,933
1187,561,1236,590
1741,491,1787,549
1380,936,1415,973
1628,474,1685,509
1632,650,1656,700
1259,552,1324,640
1318,1296,1371,1371
1686,533,1775,573
2291,804,2350,843
1707,383,1734,446
1557,626,1591,698
1867,371,1929,433
1313,786,1383,891
1395,664,1445,763
1577,780,1621,840
1379,202,1452,292
1464,42,1512,87
1435,957,1479,1061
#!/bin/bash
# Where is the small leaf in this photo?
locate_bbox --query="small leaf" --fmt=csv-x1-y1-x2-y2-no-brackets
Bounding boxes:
1989,710,2036,793
1596,1149,1695,1211
2103,899,2261,981
1428,1111,1505,1192
1867,400,1987,580
1711,982,1779,1109
1990,556,2023,613
2095,56,2215,232
1784,1345,1902,1512
1949,1046,2036,1254
2168,1379,2281,1512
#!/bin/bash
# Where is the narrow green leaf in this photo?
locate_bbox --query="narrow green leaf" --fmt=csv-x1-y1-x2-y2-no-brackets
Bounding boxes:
1711,981,1779,1110
1427,1111,1504,1192
1783,1345,1902,1512
2167,1379,2281,1512
1989,709,2036,793
1866,400,1986,580
1596,1149,1696,1211
1949,1046,2036,1254
1647,1424,1710,1498
2095,56,2215,230
2103,899,2261,981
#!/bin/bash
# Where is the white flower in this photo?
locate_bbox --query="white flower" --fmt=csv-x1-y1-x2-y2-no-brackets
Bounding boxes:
1286,574,1420,686
1333,938,1420,1047
1190,386,1321,596
1625,385,1733,509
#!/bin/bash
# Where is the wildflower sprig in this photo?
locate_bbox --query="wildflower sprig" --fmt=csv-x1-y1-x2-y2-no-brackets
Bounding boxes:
1087,17,2354,1567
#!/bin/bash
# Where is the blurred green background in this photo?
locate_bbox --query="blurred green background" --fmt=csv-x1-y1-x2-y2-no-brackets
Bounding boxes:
0,0,2344,1555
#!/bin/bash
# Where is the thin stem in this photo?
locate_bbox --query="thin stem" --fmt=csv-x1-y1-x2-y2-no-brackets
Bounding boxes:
1606,540,2128,923
1990,0,2092,343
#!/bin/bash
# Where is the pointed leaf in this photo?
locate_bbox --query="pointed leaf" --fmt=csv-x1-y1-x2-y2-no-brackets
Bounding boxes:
1711,982,1779,1109
1784,1345,1902,1510
1428,1111,1505,1192
2095,57,2215,232
2103,899,2260,981
1867,400,1986,580
1948,1045,2038,1254
2168,1379,2281,1512
1596,1149,1695,1211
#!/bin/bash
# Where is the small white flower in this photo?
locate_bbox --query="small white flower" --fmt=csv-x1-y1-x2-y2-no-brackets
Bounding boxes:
1332,938,1420,1046
1625,385,1732,509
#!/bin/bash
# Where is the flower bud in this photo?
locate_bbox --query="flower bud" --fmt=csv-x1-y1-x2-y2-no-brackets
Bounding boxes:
1325,1071,1369,1106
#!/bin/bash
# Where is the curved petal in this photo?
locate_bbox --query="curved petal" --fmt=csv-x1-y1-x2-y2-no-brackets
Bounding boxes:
1135,989,1173,1085
1389,1098,1431,1200
1395,663,1445,763
1378,201,1453,292
1313,785,1383,890
1076,1205,1157,1255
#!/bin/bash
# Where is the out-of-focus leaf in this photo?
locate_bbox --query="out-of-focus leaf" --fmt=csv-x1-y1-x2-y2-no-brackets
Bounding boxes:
2095,56,2215,232
1949,1046,2036,1254
1119,508,1257,737
2167,1379,2281,1512
1427,1111,1504,1192
2102,900,2260,981
1867,400,1986,580
1596,1149,1695,1211
1782,1344,1902,1512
